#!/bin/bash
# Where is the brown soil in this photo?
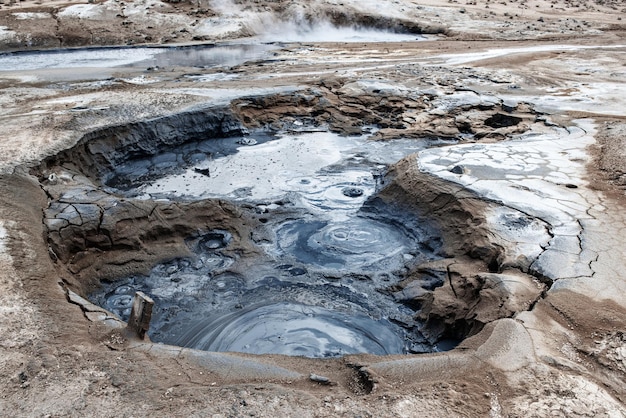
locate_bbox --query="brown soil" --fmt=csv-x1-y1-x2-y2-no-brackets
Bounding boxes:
0,0,625,417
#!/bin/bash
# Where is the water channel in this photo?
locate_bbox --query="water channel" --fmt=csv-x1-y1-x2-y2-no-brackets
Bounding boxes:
0,44,276,71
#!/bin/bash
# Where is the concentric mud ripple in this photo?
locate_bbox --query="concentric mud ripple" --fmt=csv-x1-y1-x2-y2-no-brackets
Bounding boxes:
176,302,405,357
277,218,413,270
96,268,419,356
284,170,376,211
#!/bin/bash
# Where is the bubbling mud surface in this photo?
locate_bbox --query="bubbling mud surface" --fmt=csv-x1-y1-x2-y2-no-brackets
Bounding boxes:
105,131,434,201
181,302,404,357
93,234,430,356
91,130,447,357
276,218,411,270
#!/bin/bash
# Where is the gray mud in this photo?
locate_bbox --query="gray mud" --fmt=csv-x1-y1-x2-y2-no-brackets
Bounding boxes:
86,127,447,357
35,67,544,359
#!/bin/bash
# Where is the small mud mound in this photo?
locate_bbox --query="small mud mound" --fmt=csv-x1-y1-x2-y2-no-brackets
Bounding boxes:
231,83,538,141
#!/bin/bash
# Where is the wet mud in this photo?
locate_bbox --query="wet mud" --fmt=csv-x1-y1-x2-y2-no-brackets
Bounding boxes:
40,113,442,356
35,81,550,358
1,0,625,414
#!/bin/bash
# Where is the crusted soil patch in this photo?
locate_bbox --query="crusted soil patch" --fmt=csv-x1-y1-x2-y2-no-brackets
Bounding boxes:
0,0,625,416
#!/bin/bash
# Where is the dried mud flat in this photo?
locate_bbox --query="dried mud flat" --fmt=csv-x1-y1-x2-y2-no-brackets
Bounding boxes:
0,0,625,417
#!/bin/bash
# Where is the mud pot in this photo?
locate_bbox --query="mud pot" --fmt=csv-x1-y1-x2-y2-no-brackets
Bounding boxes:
40,108,457,357
30,34,557,361
40,100,556,362
2,0,626,415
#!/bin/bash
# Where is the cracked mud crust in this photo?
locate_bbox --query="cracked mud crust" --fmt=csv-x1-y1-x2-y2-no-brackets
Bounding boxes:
0,0,625,417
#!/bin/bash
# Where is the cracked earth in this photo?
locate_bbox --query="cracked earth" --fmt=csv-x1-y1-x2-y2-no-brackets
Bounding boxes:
0,0,625,417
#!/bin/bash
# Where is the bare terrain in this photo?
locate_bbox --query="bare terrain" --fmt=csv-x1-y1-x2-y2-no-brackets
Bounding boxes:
0,0,625,417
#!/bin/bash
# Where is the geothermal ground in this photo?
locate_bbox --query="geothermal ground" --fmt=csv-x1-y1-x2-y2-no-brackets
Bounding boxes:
0,0,625,417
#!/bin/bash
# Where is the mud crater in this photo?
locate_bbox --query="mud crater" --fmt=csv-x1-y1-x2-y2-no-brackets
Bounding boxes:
85,125,446,357
38,86,544,358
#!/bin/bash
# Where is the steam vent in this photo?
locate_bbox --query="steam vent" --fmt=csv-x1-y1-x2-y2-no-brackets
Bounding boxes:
0,0,625,416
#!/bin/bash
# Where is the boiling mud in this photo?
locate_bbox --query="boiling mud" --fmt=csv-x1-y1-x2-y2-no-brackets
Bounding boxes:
94,252,416,357
276,218,410,270
93,131,446,357
105,131,430,202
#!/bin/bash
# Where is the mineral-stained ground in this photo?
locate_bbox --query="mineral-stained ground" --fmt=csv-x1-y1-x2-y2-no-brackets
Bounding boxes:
0,0,625,416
